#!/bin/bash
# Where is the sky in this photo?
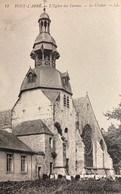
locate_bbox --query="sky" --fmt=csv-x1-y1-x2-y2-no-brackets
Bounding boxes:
0,0,121,130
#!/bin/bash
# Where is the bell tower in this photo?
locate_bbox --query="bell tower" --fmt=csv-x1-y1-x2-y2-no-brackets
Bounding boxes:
30,8,60,68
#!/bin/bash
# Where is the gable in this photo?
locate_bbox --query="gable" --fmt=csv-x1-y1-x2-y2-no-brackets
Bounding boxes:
73,95,106,144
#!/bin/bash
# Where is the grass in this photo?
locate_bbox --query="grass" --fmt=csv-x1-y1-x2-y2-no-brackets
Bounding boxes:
0,178,121,194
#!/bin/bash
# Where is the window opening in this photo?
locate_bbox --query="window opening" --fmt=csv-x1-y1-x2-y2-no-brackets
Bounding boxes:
67,96,69,108
7,154,13,172
21,155,27,172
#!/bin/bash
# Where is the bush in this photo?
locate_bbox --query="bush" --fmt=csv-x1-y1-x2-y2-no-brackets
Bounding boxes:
54,122,62,136
75,175,80,181
58,174,62,179
43,174,48,180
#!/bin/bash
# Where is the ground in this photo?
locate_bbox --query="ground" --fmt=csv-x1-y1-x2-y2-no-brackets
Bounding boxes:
0,178,121,194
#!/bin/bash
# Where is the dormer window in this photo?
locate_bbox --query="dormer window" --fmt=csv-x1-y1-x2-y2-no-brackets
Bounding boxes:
65,128,68,133
27,72,36,83
63,76,69,86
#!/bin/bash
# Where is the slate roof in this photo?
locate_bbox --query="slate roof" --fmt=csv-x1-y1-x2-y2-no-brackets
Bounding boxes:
0,130,34,154
13,119,53,136
0,110,12,129
20,66,72,96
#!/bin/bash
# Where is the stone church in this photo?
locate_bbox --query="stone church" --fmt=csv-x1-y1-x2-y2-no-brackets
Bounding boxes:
0,9,114,181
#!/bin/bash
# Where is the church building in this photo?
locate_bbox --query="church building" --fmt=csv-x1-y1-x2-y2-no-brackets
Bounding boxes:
0,9,114,181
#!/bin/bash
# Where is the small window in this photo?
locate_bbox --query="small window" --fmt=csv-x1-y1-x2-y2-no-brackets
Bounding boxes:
75,161,78,171
21,155,27,173
64,95,66,106
49,137,53,148
87,103,89,110
67,97,69,108
28,73,35,83
7,154,13,173
65,128,68,133
66,158,69,174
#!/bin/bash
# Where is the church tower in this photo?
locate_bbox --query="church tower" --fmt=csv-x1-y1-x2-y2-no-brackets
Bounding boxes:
11,9,113,178
30,8,60,68
12,8,83,176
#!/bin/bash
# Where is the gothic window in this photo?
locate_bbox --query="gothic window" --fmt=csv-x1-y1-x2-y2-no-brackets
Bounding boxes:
7,154,13,173
64,95,66,106
81,124,93,168
67,96,69,108
21,155,27,173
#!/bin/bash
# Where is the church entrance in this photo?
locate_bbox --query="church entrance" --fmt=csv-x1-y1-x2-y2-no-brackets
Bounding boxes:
81,124,93,168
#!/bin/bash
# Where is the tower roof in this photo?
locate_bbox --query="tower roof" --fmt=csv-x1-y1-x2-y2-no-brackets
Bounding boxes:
39,12,51,21
19,67,72,96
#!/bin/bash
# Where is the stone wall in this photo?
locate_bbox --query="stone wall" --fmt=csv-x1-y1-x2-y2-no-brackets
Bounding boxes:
74,96,113,171
19,134,45,153
0,150,36,182
12,89,53,127
53,91,84,176
19,133,54,176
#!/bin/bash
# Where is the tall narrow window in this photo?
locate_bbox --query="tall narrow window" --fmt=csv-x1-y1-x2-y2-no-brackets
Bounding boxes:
7,154,13,173
66,158,69,174
21,155,27,173
75,161,78,171
67,96,69,108
49,137,53,148
64,95,66,106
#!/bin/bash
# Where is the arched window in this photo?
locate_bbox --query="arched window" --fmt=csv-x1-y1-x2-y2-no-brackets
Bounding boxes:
81,124,93,168
65,128,68,133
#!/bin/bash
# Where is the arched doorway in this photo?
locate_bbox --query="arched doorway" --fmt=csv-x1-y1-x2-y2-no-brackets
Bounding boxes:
81,124,93,168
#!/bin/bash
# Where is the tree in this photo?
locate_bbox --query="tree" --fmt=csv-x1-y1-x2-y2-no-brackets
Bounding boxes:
104,102,121,174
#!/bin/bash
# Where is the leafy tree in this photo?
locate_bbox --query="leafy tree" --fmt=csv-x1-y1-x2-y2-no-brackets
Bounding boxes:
104,102,121,174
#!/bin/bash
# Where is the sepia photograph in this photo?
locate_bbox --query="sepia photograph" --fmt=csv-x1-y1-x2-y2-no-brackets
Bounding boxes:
0,0,121,193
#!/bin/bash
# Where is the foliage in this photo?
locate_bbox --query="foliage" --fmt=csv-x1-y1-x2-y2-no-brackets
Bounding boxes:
61,136,66,141
104,101,121,173
0,179,121,193
54,122,62,136
75,175,80,181
58,174,62,178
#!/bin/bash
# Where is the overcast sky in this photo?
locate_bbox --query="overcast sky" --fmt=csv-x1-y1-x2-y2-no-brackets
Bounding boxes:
0,0,121,130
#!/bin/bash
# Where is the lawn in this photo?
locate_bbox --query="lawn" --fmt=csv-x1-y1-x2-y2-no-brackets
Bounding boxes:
0,178,121,194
